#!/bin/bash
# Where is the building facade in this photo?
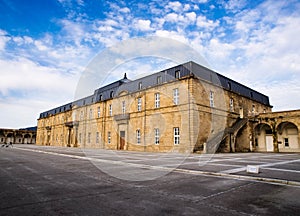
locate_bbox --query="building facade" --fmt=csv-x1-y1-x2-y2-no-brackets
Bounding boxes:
0,128,36,145
37,61,285,153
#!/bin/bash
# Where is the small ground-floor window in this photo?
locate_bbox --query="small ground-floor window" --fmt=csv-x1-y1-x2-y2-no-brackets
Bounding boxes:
174,127,180,145
284,138,289,147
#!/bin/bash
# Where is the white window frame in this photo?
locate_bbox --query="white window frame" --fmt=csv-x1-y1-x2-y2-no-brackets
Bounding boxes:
174,127,180,145
154,128,160,145
210,91,214,107
108,131,111,144
89,108,93,119
230,98,234,112
155,93,160,108
97,106,101,118
136,129,141,144
109,104,112,116
122,101,126,114
173,88,179,105
157,76,162,84
96,132,99,143
137,97,142,111
88,132,91,143
175,70,180,79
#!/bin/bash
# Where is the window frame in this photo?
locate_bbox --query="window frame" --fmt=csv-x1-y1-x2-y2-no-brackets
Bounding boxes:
136,129,141,144
174,127,180,145
122,101,126,114
173,88,179,105
210,91,214,107
154,128,160,145
137,97,142,111
155,93,160,108
108,131,111,144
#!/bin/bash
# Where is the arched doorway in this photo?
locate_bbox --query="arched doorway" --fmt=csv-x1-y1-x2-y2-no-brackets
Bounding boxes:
254,123,273,152
24,134,31,144
6,133,14,144
277,122,299,151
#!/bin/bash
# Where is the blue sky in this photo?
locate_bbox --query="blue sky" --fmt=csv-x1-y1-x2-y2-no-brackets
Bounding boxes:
0,0,300,128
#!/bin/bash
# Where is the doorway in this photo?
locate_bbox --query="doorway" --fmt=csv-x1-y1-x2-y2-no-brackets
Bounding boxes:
266,135,273,152
119,131,125,150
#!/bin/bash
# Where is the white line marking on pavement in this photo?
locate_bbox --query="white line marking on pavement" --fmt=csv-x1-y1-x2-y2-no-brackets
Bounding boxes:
262,167,300,173
220,158,300,174
13,147,300,187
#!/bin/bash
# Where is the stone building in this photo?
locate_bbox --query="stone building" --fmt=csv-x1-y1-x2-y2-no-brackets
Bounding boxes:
36,61,290,153
0,127,36,145
252,110,300,152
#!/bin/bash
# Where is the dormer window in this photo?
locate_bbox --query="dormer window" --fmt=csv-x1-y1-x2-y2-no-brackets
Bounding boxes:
227,82,231,90
175,70,180,79
157,76,162,84
110,91,114,98
138,82,142,90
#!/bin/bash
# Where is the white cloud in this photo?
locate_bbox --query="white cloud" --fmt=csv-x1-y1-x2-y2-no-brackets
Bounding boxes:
134,19,152,31
166,1,182,12
196,15,220,30
0,29,10,51
186,12,197,22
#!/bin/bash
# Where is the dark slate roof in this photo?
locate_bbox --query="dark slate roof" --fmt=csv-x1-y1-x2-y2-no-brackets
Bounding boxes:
39,61,271,119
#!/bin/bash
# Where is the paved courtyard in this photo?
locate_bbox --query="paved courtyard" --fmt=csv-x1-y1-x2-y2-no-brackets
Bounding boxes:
0,144,299,215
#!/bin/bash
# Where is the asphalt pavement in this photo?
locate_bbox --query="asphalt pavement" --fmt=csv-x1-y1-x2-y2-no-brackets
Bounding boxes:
0,144,299,215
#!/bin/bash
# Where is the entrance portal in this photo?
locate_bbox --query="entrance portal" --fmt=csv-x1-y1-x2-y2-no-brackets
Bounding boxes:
119,131,125,150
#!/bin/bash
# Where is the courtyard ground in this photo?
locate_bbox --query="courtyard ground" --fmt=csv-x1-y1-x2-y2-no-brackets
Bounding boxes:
0,144,299,215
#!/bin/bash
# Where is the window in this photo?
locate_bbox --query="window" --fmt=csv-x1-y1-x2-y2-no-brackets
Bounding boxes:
230,98,234,112
99,95,103,101
96,132,99,144
174,127,180,145
108,131,111,144
137,97,142,111
173,88,179,105
210,91,214,107
154,128,160,145
255,138,258,147
138,82,142,90
227,82,232,90
109,104,112,116
175,70,180,79
157,76,162,84
284,138,289,147
155,93,160,108
250,92,253,98
110,91,114,98
89,108,93,119
252,105,255,113
97,107,101,118
136,129,141,144
80,111,84,120
88,132,91,143
122,101,126,114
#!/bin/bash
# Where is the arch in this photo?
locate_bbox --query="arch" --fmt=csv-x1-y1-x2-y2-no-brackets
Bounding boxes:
276,121,299,150
254,123,273,152
24,134,31,144
6,133,14,144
